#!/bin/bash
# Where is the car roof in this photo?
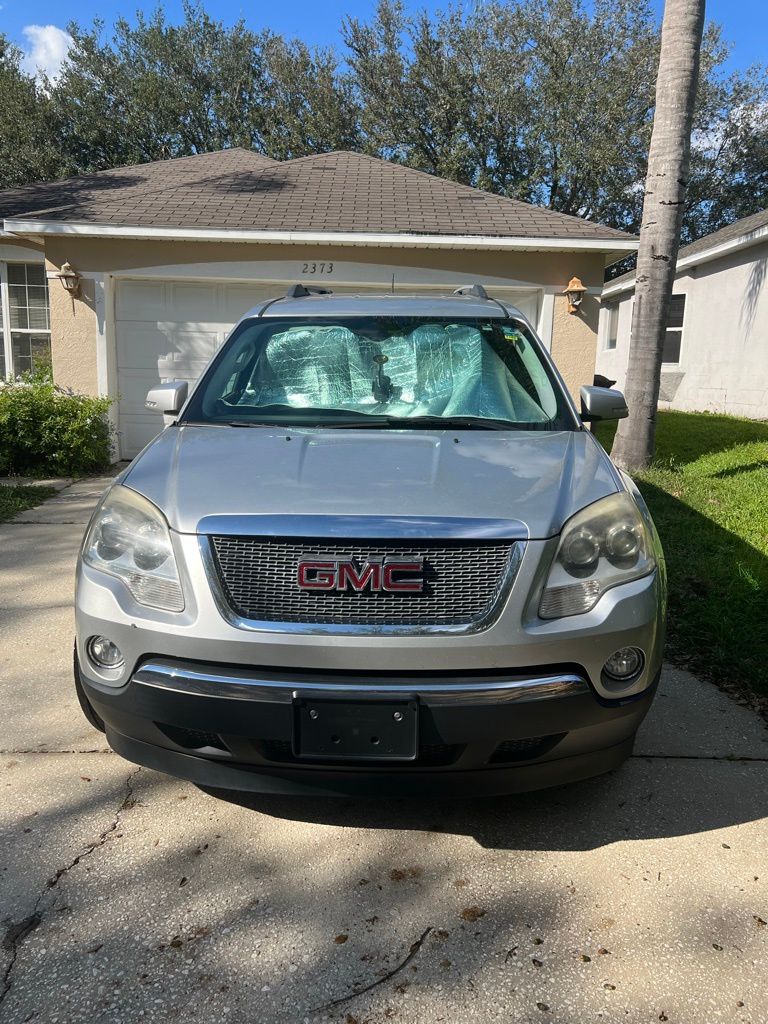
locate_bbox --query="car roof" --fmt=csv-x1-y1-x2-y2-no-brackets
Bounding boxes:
241,290,528,323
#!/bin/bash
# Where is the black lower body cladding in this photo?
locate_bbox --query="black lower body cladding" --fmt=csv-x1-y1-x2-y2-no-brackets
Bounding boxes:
77,658,657,797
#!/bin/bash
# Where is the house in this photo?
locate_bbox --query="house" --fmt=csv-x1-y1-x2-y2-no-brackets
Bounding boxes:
1,148,636,458
598,208,768,419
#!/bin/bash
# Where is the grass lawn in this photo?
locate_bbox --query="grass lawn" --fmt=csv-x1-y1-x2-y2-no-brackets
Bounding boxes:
0,484,57,523
595,411,768,698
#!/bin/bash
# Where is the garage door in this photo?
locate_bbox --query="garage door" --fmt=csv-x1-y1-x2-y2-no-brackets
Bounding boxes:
115,280,540,458
115,280,279,457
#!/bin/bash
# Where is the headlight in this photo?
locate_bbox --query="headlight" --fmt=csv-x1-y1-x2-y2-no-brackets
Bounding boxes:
539,492,656,619
83,485,184,612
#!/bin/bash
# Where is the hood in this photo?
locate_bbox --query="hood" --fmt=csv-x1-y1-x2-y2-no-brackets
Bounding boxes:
123,424,620,539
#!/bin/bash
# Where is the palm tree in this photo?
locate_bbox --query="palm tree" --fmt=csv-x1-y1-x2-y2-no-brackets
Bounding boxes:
611,0,706,471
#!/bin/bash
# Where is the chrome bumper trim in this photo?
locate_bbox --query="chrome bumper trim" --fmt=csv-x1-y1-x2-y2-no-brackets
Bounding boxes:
131,660,590,707
195,513,528,540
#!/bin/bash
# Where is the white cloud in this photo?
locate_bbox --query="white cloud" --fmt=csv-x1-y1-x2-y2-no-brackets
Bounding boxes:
20,25,72,82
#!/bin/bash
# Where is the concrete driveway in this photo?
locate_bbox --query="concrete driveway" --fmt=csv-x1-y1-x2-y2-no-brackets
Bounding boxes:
1,478,767,1024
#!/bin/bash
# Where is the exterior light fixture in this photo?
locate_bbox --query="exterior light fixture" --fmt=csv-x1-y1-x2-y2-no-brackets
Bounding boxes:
563,277,587,314
57,262,81,297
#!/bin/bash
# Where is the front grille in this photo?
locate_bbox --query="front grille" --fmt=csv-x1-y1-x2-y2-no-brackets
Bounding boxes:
157,723,229,752
488,734,566,764
260,739,463,767
209,536,518,628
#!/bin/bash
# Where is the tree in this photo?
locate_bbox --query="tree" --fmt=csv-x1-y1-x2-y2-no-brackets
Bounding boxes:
611,0,706,472
0,36,58,190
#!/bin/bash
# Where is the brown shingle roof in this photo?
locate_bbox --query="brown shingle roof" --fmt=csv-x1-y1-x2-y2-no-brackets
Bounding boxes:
2,148,634,245
608,206,768,290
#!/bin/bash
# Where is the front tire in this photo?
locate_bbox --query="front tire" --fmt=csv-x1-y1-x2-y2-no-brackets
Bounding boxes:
73,646,106,733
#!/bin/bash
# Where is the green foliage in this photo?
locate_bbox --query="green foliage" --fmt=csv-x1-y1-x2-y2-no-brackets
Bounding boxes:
0,36,59,190
0,374,113,477
0,484,57,523
595,411,768,696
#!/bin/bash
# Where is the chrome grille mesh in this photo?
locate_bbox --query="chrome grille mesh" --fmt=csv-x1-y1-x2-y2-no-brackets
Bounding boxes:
209,536,518,628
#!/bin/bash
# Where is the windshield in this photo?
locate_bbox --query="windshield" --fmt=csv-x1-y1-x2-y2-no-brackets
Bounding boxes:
182,316,574,430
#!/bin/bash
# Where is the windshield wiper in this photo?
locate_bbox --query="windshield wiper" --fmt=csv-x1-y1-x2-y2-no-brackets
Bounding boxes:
324,414,522,431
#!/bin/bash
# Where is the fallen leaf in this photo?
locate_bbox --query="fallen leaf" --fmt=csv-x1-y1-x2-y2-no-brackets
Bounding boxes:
532,958,543,968
389,869,407,881
659,1014,669,1022
722,843,731,849
346,1015,359,1024
440,958,451,968
435,929,450,940
579,953,591,962
179,877,188,888
754,916,766,927
505,947,518,962
460,906,485,922
453,879,468,888
335,934,349,944
86,943,103,954
604,983,616,991
536,1004,549,1013
169,937,183,950
713,943,723,951
365,916,379,925
80,776,91,782
532,937,544,945
597,947,610,955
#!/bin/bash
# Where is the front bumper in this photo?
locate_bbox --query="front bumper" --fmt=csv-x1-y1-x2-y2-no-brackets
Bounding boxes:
78,658,657,796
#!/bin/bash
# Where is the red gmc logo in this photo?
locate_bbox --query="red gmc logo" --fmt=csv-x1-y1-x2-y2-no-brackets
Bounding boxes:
297,558,425,593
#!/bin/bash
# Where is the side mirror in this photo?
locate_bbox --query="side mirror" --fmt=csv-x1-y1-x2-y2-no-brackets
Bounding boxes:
145,381,188,425
579,385,628,422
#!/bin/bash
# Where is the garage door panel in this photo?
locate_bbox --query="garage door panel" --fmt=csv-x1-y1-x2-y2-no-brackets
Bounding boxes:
166,282,223,322
115,281,168,321
220,284,275,321
117,324,220,372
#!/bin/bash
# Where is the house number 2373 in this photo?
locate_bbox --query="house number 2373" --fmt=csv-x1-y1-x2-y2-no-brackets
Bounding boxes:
302,262,334,275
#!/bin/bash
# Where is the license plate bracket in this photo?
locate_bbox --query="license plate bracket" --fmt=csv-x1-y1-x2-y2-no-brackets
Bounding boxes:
294,697,418,761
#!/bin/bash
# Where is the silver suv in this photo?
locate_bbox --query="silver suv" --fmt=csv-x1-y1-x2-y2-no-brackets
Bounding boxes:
74,286,665,796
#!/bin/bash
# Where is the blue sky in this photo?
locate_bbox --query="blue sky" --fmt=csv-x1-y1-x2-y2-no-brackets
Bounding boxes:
3,0,766,79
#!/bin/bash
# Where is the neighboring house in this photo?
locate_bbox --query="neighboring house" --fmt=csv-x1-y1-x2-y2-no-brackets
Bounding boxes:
1,148,636,458
598,208,768,419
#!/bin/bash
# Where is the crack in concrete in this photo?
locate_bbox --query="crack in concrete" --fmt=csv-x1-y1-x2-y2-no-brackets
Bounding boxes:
0,749,112,755
632,753,768,762
0,767,141,1011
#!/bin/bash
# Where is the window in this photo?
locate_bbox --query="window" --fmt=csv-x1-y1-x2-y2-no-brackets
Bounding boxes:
604,302,619,350
0,262,52,378
184,316,575,431
662,294,685,364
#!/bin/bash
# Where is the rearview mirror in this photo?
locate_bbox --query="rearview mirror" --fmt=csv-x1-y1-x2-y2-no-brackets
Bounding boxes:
145,381,189,425
579,385,628,422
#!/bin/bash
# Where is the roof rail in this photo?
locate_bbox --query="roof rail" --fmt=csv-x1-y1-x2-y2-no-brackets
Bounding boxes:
285,283,333,298
452,284,489,299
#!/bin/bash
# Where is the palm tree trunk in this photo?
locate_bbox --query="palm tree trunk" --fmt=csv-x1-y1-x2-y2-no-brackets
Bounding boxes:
611,0,705,472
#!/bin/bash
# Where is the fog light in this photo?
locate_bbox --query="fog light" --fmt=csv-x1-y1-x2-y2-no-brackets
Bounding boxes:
603,646,644,681
87,636,124,669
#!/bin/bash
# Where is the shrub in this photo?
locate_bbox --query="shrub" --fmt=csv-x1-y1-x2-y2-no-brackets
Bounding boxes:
0,369,113,477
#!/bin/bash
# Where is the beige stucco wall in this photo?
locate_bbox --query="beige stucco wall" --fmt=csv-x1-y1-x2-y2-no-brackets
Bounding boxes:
45,258,99,396
39,239,606,399
550,292,601,400
0,236,44,259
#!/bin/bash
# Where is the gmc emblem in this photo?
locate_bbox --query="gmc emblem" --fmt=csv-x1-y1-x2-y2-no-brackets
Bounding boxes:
297,558,425,593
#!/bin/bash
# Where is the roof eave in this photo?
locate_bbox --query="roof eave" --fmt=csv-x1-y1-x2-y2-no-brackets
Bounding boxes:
2,219,638,254
603,222,768,298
